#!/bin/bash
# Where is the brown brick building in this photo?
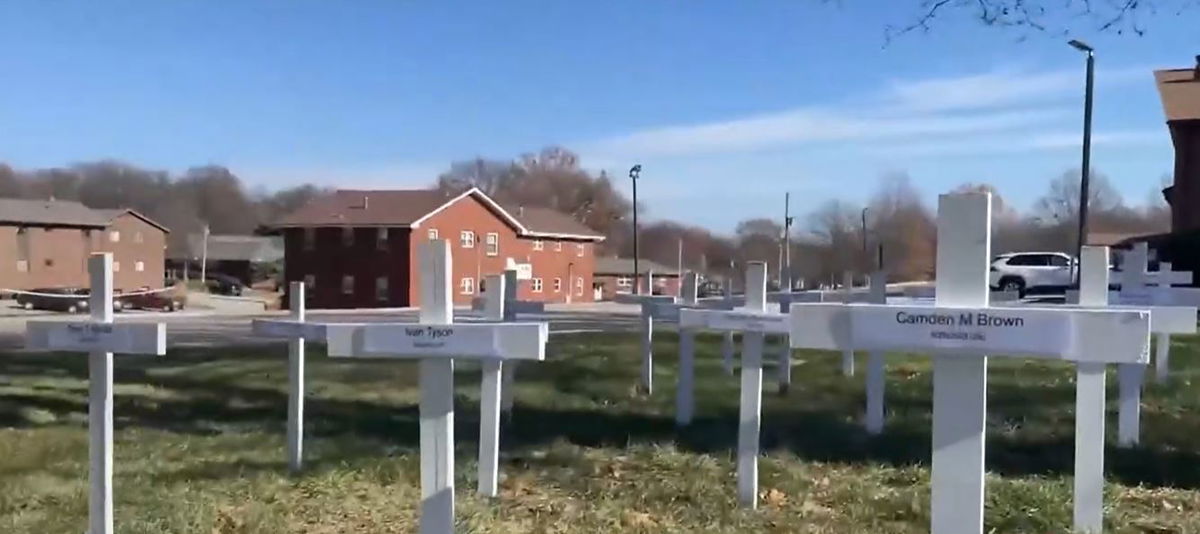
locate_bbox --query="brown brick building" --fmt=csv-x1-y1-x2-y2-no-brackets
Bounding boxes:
0,198,168,292
593,257,680,300
1156,59,1200,233
272,188,605,309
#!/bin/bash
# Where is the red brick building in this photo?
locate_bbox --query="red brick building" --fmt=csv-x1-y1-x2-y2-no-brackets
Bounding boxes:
593,257,680,300
0,198,168,292
272,188,605,309
1156,59,1200,233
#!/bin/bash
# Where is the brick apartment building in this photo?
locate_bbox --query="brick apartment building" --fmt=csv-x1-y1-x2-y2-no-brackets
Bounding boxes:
593,257,680,300
0,198,169,292
272,188,605,309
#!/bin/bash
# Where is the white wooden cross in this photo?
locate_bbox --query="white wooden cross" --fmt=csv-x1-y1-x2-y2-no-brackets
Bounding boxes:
679,262,790,508
471,269,545,414
789,193,1150,534
614,291,677,394
250,282,331,473
667,271,741,425
323,241,548,534
25,253,167,534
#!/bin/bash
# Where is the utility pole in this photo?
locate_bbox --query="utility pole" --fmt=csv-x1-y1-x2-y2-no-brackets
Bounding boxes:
1069,39,1095,287
677,238,683,297
783,193,793,291
629,164,642,294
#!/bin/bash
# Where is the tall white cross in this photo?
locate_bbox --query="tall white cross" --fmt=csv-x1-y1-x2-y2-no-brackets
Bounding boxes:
250,282,333,473
679,262,790,507
25,253,168,534
614,291,677,394
666,271,742,425
789,193,1150,534
862,271,888,435
323,241,548,534
472,269,545,414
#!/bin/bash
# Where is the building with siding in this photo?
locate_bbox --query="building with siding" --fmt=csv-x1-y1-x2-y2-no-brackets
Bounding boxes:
271,188,605,309
0,198,168,292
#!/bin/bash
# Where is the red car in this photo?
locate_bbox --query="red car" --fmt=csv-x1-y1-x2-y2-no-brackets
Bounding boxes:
117,288,186,312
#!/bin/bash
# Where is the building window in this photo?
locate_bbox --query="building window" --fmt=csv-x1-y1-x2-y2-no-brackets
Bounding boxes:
554,241,562,252
460,231,475,248
342,275,355,295
342,227,355,247
303,275,316,296
532,278,543,293
375,276,389,301
485,233,499,256
113,261,120,272
428,228,439,240
303,228,316,251
135,261,145,272
16,260,28,273
577,243,585,257
553,277,562,292
134,231,144,244
109,231,120,243
461,277,475,295
533,239,544,251
576,277,584,296
617,276,632,288
377,228,389,250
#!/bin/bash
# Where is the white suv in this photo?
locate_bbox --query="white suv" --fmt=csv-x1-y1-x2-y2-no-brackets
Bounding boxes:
989,252,1075,295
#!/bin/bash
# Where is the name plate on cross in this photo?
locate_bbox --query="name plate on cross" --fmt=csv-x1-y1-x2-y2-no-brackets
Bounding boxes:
326,322,548,360
27,321,166,355
792,303,1149,364
679,308,789,334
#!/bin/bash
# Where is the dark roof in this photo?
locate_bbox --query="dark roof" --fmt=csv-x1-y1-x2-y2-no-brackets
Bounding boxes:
595,257,679,276
1155,66,1200,122
173,234,284,262
273,189,450,228
511,206,604,239
0,198,113,227
273,187,605,241
93,208,171,233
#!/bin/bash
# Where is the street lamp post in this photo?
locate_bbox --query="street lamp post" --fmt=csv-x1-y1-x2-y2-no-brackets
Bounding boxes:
860,207,869,280
629,164,642,294
1069,38,1095,286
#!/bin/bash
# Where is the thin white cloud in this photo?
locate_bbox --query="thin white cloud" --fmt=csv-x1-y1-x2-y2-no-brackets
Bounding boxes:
580,64,1150,161
866,129,1163,157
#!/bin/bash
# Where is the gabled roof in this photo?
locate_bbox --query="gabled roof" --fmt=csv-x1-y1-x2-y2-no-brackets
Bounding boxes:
595,257,679,276
0,198,113,228
272,187,605,241
1155,66,1200,122
94,208,171,233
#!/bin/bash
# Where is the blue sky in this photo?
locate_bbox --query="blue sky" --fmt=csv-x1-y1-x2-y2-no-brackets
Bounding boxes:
0,1,1194,232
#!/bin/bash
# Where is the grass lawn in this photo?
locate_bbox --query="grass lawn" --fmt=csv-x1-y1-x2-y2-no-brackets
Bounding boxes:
2,331,1200,533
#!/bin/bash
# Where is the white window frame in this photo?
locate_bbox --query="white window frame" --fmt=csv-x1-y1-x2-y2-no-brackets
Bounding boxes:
553,277,562,292
377,228,389,250
109,231,120,243
461,277,475,295
576,243,585,257
112,261,121,273
533,239,544,251
428,228,439,240
531,278,543,293
485,232,499,256
575,277,584,296
16,260,28,273
554,241,562,252
303,228,316,251
342,275,355,295
135,261,145,272
376,276,389,301
616,276,632,288
460,231,475,249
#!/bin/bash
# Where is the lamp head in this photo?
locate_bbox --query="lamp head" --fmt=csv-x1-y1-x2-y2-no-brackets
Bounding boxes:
629,164,642,180
1068,39,1093,53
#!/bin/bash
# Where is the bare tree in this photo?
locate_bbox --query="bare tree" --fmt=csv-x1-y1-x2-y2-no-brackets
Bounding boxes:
892,0,1197,39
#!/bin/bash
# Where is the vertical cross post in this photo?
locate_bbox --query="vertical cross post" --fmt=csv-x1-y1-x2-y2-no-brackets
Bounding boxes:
1075,246,1110,533
930,193,991,534
287,281,306,473
840,271,855,376
640,299,654,394
1153,262,1172,383
864,270,887,435
478,274,505,497
721,282,736,375
89,253,115,534
775,297,792,395
1118,242,1149,448
737,262,767,508
419,240,455,534
500,269,518,414
675,272,699,426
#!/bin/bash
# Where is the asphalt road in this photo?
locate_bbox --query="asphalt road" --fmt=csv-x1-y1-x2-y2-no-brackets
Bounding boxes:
0,305,646,351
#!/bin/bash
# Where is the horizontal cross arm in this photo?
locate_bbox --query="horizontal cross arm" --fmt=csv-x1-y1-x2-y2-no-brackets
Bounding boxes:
251,319,328,341
789,303,1150,364
325,322,548,360
679,308,790,334
26,320,166,355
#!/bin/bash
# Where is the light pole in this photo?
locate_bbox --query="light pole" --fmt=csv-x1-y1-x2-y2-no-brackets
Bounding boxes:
860,207,869,280
629,164,642,294
1069,38,1095,286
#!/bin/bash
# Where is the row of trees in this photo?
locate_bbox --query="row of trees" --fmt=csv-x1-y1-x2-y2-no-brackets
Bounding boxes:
0,146,1172,285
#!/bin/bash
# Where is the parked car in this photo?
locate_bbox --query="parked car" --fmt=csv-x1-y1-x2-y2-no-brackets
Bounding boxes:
989,252,1076,295
118,287,186,312
15,287,90,313
205,273,245,296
